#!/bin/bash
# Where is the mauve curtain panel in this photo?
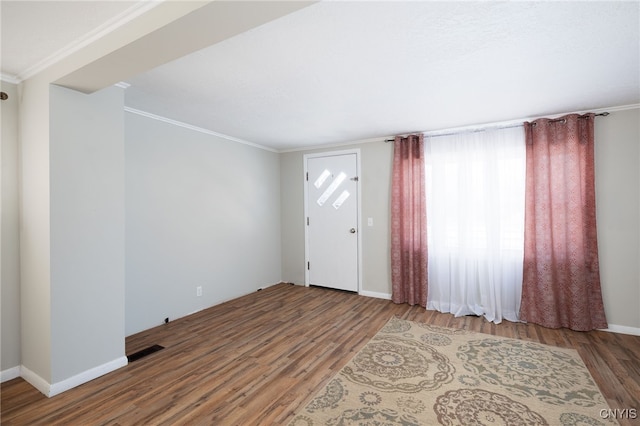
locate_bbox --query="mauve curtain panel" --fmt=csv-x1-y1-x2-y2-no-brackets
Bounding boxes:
519,114,607,331
391,134,428,307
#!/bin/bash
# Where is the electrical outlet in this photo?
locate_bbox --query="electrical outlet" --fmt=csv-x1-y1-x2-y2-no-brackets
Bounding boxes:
368,217,373,226
196,286,203,297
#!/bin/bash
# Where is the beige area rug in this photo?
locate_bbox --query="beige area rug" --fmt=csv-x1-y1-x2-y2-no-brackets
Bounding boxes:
289,317,615,426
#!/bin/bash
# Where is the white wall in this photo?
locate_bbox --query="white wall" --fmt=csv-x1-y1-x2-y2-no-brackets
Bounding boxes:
125,113,282,336
19,75,53,384
1,81,21,376
281,107,640,330
595,108,640,331
12,1,303,395
49,85,126,385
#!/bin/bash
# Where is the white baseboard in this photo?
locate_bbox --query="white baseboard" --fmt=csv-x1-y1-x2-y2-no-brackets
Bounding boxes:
20,365,51,396
359,290,392,300
21,356,128,398
0,366,21,383
258,282,280,291
49,356,128,397
602,324,640,336
357,292,640,336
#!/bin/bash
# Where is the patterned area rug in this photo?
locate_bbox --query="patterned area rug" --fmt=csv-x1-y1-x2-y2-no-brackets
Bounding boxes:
289,317,615,426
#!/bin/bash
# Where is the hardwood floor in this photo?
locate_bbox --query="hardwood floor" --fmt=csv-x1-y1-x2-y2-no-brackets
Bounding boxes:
2,283,639,425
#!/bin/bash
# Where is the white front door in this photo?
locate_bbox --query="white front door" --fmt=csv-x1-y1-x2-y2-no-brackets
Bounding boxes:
305,151,359,292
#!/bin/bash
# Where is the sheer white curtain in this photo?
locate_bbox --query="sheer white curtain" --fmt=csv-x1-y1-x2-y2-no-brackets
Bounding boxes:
425,126,526,323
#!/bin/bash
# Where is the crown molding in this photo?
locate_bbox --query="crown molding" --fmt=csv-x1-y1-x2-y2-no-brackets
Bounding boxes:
124,107,278,153
1,73,21,85
16,1,163,83
521,103,640,122
278,135,390,154
280,103,640,153
421,104,640,138
594,103,640,113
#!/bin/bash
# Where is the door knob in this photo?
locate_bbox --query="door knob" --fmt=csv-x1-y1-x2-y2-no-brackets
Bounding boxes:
350,228,356,233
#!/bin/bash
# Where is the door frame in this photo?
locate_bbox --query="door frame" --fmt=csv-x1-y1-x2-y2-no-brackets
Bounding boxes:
303,149,362,293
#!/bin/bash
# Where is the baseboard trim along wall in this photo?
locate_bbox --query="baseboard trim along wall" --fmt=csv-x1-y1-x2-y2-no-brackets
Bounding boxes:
21,356,128,397
359,290,391,300
19,365,51,396
0,366,21,383
358,291,640,336
603,324,640,336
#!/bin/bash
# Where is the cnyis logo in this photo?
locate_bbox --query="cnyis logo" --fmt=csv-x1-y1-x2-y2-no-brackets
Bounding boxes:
599,408,638,420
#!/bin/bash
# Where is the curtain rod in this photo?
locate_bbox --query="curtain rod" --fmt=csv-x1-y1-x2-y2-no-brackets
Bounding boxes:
384,112,609,142
534,112,609,125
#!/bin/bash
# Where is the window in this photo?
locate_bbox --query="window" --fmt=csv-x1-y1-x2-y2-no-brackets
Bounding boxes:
425,126,526,323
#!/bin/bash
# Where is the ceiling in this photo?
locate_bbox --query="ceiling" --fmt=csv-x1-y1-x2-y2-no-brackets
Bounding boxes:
1,1,148,80
2,1,639,151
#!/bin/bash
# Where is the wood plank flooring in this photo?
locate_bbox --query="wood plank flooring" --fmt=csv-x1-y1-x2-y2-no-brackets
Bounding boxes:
2,283,639,425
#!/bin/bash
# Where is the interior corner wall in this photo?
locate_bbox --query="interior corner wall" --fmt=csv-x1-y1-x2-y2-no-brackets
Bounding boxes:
280,142,393,294
49,85,126,384
124,113,282,336
19,76,53,384
1,81,22,374
595,107,640,330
